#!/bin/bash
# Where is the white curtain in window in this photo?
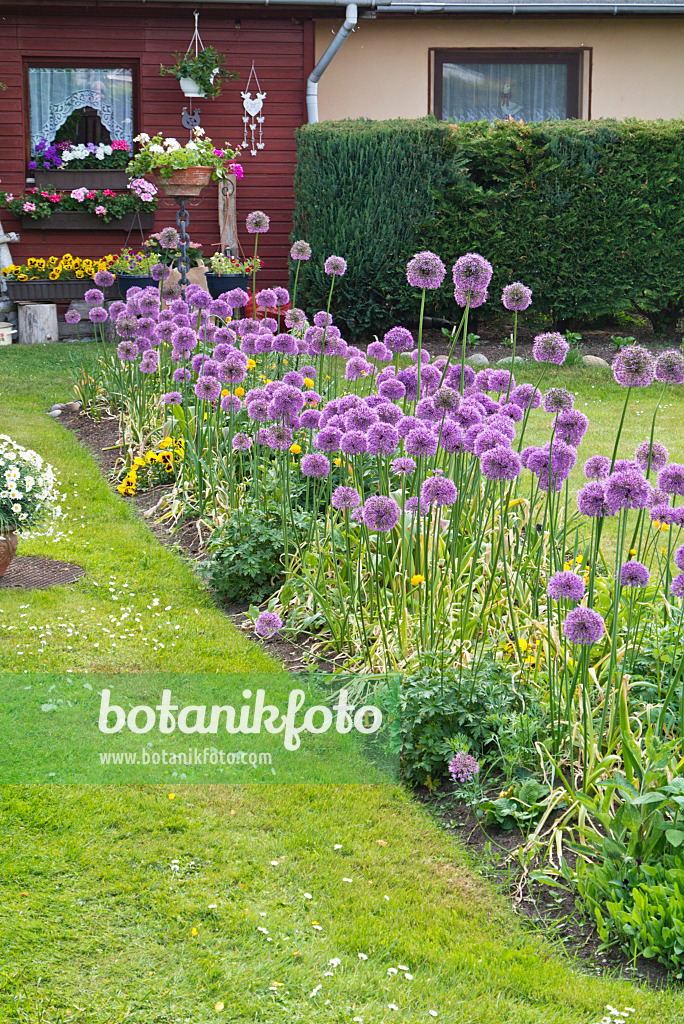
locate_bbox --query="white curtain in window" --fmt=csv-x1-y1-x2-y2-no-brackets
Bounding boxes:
442,62,568,122
29,67,134,149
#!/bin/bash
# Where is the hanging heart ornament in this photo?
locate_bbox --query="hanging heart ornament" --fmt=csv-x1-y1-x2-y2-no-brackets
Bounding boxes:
242,92,263,117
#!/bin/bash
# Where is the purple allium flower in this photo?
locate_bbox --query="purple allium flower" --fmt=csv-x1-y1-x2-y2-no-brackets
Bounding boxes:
274,287,290,306
345,405,378,433
378,329,411,358
448,751,480,785
290,239,312,261
405,427,439,458
117,339,138,362
406,250,446,290
658,464,684,497
212,342,232,363
416,398,440,424
421,474,458,507
577,481,613,518
404,496,429,517
673,506,684,526
528,440,577,492
84,287,104,304
674,544,684,572
94,269,114,288
191,355,218,376
496,401,524,424
188,289,212,312
224,288,248,311
210,298,231,320
439,421,465,454
299,409,321,430
584,455,611,481
533,331,569,365
169,297,189,316
64,309,81,325
454,287,489,308
433,387,460,415
604,470,654,513
256,288,277,310
452,252,493,293
411,348,431,364
150,263,169,283
246,210,270,233
474,428,512,458
444,364,476,391
452,403,484,431
158,226,179,248
391,456,416,475
108,300,126,322
488,369,515,395
367,341,392,362
547,570,586,601
271,332,298,356
285,307,307,330
265,424,294,450
345,357,374,381
174,326,198,353
555,409,589,447
543,388,574,414
340,431,368,456
314,426,343,452
221,394,243,414
139,349,159,374
231,432,253,452
163,391,182,405
268,384,305,421
331,486,362,511
671,575,684,598
194,375,222,402
655,349,684,385
501,282,532,311
480,444,522,482
419,364,442,395
255,611,282,637
635,441,669,474
620,561,650,588
378,378,407,402
362,495,401,532
220,352,248,385
563,607,605,645
650,503,677,525
313,311,333,329
173,367,191,384
155,322,177,345
301,453,331,478
366,422,400,456
612,345,655,388
324,255,347,276
281,371,303,389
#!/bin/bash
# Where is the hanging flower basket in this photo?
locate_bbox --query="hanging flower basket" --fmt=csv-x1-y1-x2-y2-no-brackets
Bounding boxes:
152,166,213,198
179,70,219,99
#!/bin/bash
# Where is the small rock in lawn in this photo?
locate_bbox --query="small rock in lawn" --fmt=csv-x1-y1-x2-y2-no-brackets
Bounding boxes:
496,355,526,366
47,409,62,418
466,353,489,367
49,403,64,412
582,354,610,368
63,401,81,413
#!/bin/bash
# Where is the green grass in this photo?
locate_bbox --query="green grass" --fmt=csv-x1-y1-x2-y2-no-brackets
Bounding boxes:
1,343,684,1023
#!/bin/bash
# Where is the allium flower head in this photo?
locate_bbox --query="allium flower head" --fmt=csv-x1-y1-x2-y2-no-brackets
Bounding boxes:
246,210,270,233
324,255,347,276
421,475,458,507
488,369,515,395
620,561,650,588
650,502,677,525
340,431,367,456
658,463,684,497
225,288,249,311
543,388,574,414
331,486,361,511
448,751,480,785
158,226,180,248
290,239,312,261
510,383,541,411
671,575,684,598
635,440,669,473
391,456,416,476
367,341,392,362
405,427,439,458
163,391,182,405
301,453,331,478
612,345,655,388
577,481,613,518
65,309,81,325
604,469,654,513
117,339,138,362
384,326,414,353
362,495,401,532
454,287,487,308
501,282,532,311
87,305,108,323
563,607,605,646
231,432,253,451
255,611,282,638
480,444,522,482
533,332,569,365
139,350,159,374
84,287,104,304
584,455,611,481
93,269,115,287
366,422,400,456
655,348,684,385
406,250,446,290
547,570,585,602
256,288,277,310
451,252,493,293
194,375,222,402
555,409,589,447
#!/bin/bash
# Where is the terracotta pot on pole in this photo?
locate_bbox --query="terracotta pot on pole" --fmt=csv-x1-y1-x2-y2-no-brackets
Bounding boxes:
152,166,213,198
0,529,18,579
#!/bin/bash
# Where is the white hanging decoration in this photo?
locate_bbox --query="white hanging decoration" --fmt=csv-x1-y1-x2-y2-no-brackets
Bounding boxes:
241,62,266,156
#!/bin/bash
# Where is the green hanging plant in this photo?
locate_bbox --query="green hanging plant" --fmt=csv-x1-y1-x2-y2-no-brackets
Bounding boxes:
160,46,238,100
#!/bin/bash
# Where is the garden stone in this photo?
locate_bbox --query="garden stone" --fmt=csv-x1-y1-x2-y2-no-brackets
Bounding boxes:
47,409,62,418
49,403,64,413
582,354,610,369
63,401,81,413
496,355,526,366
466,353,489,367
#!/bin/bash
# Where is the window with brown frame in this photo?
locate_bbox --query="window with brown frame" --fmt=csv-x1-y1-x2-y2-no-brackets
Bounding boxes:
433,50,583,123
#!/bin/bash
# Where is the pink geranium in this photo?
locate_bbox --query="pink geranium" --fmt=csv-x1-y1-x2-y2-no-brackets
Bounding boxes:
71,188,87,202
23,201,36,212
94,205,107,215
86,190,96,199
230,162,244,180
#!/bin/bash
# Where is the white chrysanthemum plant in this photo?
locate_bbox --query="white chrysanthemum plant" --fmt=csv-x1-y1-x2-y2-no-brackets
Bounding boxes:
0,436,65,537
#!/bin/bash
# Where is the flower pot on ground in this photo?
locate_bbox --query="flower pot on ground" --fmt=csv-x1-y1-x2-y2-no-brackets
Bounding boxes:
152,166,213,198
0,529,18,578
205,272,250,298
116,274,157,298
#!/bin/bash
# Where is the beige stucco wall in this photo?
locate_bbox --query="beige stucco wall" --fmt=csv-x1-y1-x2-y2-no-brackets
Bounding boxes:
314,16,684,121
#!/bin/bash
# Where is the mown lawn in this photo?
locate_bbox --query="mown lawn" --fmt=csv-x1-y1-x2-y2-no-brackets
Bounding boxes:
1,343,683,1024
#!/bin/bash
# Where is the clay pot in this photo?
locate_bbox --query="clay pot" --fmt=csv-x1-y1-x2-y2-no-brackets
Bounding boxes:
0,529,18,579
152,166,213,198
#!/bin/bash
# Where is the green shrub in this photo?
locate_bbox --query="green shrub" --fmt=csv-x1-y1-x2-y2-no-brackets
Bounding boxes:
293,117,684,339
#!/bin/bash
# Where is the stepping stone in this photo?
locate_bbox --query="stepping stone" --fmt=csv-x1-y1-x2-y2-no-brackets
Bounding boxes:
466,353,489,367
582,354,610,368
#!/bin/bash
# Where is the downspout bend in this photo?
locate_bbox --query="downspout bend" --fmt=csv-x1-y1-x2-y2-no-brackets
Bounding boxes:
306,3,358,123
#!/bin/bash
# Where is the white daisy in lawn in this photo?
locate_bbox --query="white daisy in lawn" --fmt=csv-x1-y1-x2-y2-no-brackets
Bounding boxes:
328,958,341,967
357,953,368,960
388,1005,399,1012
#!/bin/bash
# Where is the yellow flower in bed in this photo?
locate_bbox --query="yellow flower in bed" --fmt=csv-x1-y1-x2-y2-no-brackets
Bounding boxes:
17,274,28,281
75,270,85,278
48,256,58,265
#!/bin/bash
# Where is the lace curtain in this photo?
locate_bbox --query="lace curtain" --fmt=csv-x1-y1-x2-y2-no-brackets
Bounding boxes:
28,67,134,151
442,62,569,122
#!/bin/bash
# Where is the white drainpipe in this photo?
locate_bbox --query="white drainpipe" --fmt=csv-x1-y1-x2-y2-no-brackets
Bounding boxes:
306,3,358,123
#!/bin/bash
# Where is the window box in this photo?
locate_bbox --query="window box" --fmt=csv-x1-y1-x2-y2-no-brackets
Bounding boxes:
5,279,118,302
20,211,155,231
34,169,130,190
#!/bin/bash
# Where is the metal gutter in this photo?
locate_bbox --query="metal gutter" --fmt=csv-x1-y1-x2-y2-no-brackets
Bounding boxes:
375,3,684,11
307,2,358,122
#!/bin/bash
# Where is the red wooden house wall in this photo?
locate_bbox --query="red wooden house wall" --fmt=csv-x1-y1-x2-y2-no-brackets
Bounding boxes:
0,3,314,287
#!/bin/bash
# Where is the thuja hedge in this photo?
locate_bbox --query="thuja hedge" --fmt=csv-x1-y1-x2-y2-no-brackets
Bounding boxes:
292,117,684,338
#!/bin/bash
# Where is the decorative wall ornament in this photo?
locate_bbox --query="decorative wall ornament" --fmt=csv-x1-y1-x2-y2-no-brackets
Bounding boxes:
241,62,266,157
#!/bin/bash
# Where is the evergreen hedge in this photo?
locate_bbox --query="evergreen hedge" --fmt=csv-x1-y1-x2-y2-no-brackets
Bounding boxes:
292,117,684,338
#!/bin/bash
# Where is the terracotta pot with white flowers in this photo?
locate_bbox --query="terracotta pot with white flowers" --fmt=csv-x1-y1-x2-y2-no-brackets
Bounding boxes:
127,129,244,198
0,436,65,578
